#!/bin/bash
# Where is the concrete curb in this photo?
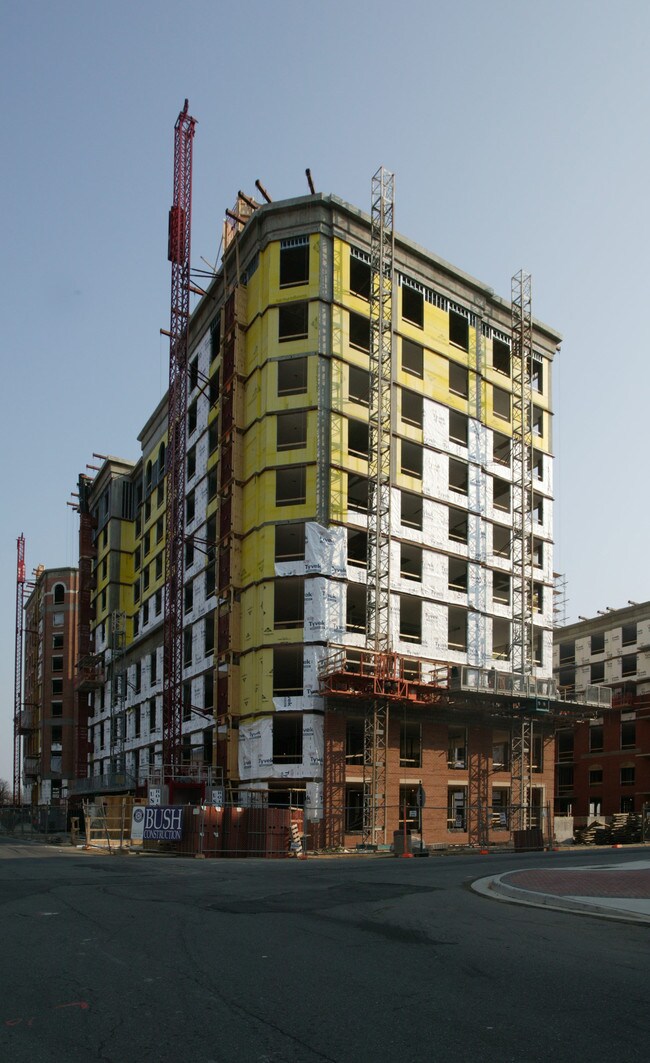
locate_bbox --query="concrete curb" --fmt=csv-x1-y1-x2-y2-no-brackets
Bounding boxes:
471,872,650,925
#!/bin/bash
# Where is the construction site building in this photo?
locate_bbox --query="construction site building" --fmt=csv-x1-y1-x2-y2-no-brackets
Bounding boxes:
22,566,78,805
554,602,650,820
59,188,595,848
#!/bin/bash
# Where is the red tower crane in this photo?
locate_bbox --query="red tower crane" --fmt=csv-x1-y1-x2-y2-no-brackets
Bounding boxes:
13,534,26,804
162,100,197,773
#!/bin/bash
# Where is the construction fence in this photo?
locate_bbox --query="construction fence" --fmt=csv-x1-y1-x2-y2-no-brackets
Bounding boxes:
3,800,649,856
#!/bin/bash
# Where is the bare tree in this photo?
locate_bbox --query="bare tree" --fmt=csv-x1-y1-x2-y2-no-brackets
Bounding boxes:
0,779,12,806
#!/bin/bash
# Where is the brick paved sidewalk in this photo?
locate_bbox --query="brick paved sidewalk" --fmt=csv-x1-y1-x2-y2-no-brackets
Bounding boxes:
503,868,650,899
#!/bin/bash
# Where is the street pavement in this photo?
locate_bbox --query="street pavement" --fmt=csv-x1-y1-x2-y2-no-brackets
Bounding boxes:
473,856,650,922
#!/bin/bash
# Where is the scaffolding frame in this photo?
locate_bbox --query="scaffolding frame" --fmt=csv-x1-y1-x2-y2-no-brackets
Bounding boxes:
362,168,395,846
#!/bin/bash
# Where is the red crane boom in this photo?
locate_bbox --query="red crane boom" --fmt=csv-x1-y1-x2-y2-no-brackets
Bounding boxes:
162,100,197,773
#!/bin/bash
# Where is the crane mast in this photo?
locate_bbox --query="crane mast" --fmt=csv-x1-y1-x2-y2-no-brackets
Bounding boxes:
162,100,196,773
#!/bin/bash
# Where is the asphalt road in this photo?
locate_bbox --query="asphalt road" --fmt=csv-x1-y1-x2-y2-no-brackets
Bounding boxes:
0,840,648,1063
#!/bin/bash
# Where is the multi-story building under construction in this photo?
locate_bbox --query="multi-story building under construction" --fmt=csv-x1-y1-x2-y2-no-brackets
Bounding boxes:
66,183,609,847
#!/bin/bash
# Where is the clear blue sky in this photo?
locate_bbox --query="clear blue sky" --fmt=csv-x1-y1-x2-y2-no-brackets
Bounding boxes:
2,0,649,785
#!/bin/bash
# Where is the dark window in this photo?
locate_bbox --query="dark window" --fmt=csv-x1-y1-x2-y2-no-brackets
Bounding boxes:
402,338,424,378
493,386,510,421
401,440,423,479
493,431,510,465
591,662,604,683
449,457,468,495
187,446,196,480
348,474,369,513
189,356,198,391
275,524,306,562
204,614,214,657
276,466,307,507
345,784,364,832
529,357,543,392
274,577,305,629
493,572,510,605
448,607,467,651
348,419,369,459
401,491,423,530
400,543,422,581
621,766,635,786
188,400,197,435
448,727,467,769
346,720,364,764
349,311,370,352
559,641,575,664
53,584,65,605
277,411,308,452
278,302,309,341
349,365,370,406
349,256,370,299
400,595,422,642
449,558,468,593
184,581,194,614
492,524,510,558
591,632,605,654
449,410,468,446
400,722,422,768
493,477,511,512
278,356,308,395
449,310,469,350
280,242,309,287
622,622,637,646
402,286,423,327
273,715,303,764
150,651,157,685
348,529,368,568
346,583,367,633
272,646,303,696
449,362,469,398
186,490,195,523
589,726,603,752
402,389,423,428
492,338,510,375
51,655,63,673
448,505,469,545
621,721,636,749
622,654,637,677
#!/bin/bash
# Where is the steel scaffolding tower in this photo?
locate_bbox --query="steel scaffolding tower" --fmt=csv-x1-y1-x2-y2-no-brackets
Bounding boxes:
13,534,26,804
363,167,395,846
163,100,196,773
510,269,535,828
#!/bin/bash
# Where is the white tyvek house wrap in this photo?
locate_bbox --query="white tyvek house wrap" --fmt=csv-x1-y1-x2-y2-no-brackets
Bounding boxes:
274,522,346,579
238,714,324,781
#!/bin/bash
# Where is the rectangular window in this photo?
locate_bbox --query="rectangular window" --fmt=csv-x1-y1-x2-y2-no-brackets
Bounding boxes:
349,365,370,406
449,457,468,495
448,506,468,544
449,309,469,351
493,477,511,512
402,338,424,378
348,474,369,514
345,784,364,832
189,356,199,392
184,581,194,614
275,524,306,562
279,302,309,341
622,622,637,646
448,606,467,651
273,646,303,697
400,543,422,582
345,719,364,765
401,491,423,530
589,725,604,752
348,419,369,459
492,731,510,771
448,727,467,769
492,386,511,421
449,362,469,398
622,654,637,677
187,446,196,480
188,400,197,435
448,787,467,832
402,286,423,327
349,255,371,299
182,681,192,721
51,656,63,673
449,410,468,446
448,558,468,593
529,357,543,392
349,311,370,352
589,768,603,785
52,678,63,695
150,651,157,685
272,715,303,764
532,406,544,437
590,662,604,683
492,337,510,375
276,466,307,507
149,701,156,732
401,440,423,479
400,595,422,643
400,722,422,768
280,241,309,287
621,766,635,786
346,583,367,633
591,632,605,654
402,390,424,428
274,577,305,629
186,490,195,523
532,582,543,613
621,721,636,749
277,410,308,451
278,356,308,395
493,572,510,605
204,614,214,657
492,524,510,558
348,529,368,568
492,618,510,660
51,701,63,717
